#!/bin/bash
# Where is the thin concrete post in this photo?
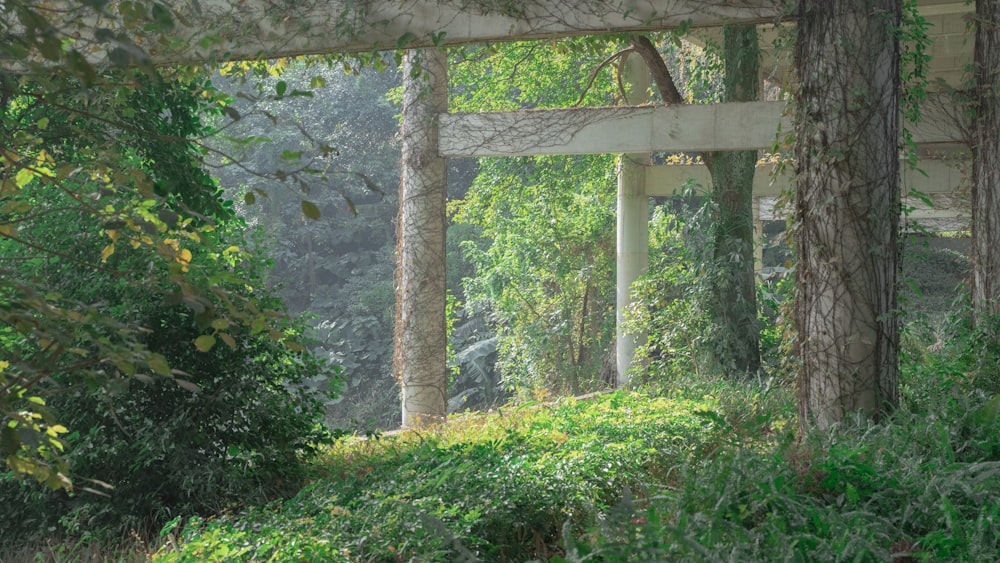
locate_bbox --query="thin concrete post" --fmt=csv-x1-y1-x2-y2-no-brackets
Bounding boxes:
396,48,449,427
616,53,650,387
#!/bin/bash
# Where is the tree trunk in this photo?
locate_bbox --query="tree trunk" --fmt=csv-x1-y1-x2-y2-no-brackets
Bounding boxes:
395,48,448,428
794,0,901,430
706,24,762,377
631,33,763,377
972,0,1000,328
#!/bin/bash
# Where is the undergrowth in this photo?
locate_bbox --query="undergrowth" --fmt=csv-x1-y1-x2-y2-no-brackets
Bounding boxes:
16,315,999,562
150,348,1000,562
153,393,720,562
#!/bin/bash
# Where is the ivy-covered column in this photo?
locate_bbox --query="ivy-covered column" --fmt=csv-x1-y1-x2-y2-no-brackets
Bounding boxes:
972,0,1000,328
794,0,901,429
616,52,650,386
396,48,449,428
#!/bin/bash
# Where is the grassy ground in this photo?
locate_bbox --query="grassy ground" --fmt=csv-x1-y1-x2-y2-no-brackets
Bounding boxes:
146,360,1000,562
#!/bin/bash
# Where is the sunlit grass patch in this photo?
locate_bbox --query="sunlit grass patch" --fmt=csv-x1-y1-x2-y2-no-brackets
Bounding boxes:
154,391,720,562
153,373,1000,562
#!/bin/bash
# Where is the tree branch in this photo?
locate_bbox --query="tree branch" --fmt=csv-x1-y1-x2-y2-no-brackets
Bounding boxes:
629,34,712,168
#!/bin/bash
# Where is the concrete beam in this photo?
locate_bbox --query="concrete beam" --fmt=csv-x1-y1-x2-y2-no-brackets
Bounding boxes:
644,158,968,197
439,101,965,157
757,192,970,231
440,101,788,157
42,0,791,66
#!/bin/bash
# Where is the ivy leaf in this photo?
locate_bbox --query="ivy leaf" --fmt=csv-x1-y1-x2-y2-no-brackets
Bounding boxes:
218,332,237,349
275,80,287,97
151,3,175,31
301,200,320,220
148,354,171,376
15,167,36,189
157,209,179,226
194,334,216,352
396,32,417,49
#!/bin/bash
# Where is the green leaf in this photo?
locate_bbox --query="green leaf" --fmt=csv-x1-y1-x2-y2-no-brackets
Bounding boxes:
94,28,116,43
157,209,180,226
1,426,19,457
971,396,1000,429
194,334,216,352
219,332,237,348
15,167,34,188
275,80,287,97
151,3,175,31
148,354,171,376
107,47,134,67
301,200,321,220
39,35,63,61
396,32,417,49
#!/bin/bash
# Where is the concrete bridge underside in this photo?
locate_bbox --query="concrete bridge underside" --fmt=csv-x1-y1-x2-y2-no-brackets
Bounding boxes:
14,0,975,427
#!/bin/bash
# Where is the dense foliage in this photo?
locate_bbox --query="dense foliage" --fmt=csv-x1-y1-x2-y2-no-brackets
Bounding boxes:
449,40,629,397
1,5,338,549
0,1,287,487
2,4,994,560
0,69,337,547
155,333,1000,561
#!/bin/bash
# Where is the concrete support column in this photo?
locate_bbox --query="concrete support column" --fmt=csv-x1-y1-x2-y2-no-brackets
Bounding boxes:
616,53,650,387
396,48,449,428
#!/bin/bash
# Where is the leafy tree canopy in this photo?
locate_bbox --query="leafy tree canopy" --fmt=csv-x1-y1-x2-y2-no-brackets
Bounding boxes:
0,1,327,492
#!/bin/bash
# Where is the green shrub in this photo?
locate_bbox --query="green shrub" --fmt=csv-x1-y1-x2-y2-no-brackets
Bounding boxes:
0,72,338,549
0,246,336,549
561,370,1000,561
154,392,717,562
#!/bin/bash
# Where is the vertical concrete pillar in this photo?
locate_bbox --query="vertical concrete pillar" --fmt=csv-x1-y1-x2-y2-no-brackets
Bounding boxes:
396,48,449,428
616,53,650,387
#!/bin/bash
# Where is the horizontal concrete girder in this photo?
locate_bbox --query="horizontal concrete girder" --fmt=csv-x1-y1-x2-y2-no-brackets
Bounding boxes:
645,158,969,197
439,100,966,157
756,193,969,232
40,0,791,66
